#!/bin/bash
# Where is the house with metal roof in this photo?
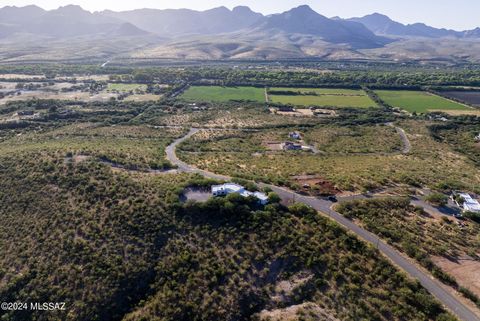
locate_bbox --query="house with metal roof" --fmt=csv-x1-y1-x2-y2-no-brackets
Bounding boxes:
458,193,480,213
211,183,245,196
211,183,269,205
282,141,302,151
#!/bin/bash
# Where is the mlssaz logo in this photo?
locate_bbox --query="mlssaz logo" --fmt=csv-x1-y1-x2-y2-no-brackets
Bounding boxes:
30,302,66,311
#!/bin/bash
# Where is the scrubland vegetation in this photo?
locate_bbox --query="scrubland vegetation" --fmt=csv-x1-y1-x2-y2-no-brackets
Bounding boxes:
337,198,480,307
0,123,455,321
2,64,480,320
178,117,480,193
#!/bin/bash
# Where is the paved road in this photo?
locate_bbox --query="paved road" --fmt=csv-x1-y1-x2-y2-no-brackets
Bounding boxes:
166,128,230,181
165,129,480,321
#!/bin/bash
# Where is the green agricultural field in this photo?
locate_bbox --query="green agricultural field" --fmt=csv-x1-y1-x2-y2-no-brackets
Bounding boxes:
107,83,147,92
181,86,265,102
376,90,469,113
269,87,377,108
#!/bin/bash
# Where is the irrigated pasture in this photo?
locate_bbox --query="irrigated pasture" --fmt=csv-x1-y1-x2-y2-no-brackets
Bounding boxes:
181,86,265,102
376,90,469,113
268,87,377,108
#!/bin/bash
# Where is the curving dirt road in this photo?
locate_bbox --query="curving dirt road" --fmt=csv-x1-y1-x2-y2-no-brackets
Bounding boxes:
387,122,411,154
165,128,479,321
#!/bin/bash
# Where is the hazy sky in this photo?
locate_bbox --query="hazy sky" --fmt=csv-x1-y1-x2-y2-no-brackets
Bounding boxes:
2,0,479,30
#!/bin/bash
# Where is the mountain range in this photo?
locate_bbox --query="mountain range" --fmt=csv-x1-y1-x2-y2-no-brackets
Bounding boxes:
348,13,478,39
1,4,480,62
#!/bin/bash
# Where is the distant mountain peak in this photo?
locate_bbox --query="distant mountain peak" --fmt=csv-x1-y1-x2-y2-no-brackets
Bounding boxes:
232,6,255,13
348,13,464,38
255,6,388,49
292,5,315,12
55,4,87,13
369,12,391,18
204,6,230,13
286,5,320,17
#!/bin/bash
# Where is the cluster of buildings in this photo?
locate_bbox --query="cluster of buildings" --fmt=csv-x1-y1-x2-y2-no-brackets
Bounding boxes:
211,183,269,205
282,141,312,151
453,192,480,213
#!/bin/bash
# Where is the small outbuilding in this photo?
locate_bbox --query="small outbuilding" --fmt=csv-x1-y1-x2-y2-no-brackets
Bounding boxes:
282,141,302,151
289,132,301,140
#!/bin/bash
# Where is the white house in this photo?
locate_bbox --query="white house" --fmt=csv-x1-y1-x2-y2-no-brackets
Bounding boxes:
254,192,270,205
211,183,269,205
458,193,480,213
212,183,244,196
289,132,301,140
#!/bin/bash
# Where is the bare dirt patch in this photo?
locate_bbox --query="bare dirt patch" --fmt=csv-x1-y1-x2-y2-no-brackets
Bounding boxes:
432,256,480,297
72,155,90,163
269,108,314,117
257,303,339,321
0,91,93,104
429,109,480,116
0,74,45,80
124,94,162,102
291,175,341,196
182,188,211,203
263,141,283,151
271,271,314,304
312,108,337,116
